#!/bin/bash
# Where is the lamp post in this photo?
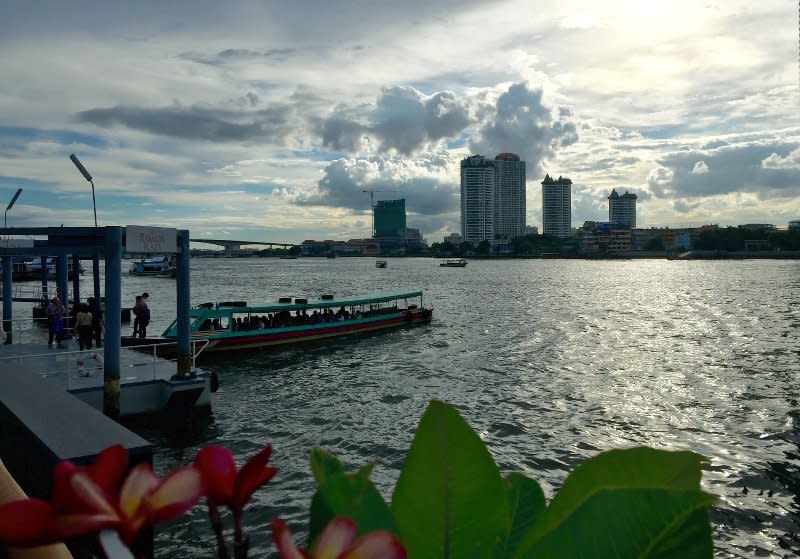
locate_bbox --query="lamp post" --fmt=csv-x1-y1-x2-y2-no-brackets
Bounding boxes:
69,154,101,304
69,154,97,227
4,188,22,229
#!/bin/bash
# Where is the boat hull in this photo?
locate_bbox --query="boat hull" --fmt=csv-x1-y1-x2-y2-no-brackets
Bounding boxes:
190,309,432,353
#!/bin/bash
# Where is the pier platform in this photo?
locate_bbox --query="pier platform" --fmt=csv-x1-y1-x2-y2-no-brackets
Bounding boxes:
0,340,213,421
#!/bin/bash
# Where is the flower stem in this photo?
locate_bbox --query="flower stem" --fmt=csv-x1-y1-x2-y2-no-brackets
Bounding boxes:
208,506,230,559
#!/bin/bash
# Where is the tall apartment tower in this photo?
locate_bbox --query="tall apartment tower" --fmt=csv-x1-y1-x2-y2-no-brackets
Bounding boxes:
374,199,406,237
460,155,495,243
541,174,572,238
493,153,526,238
608,189,637,228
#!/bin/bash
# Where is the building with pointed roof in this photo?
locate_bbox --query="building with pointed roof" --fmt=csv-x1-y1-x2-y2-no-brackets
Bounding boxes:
608,189,637,228
541,174,572,238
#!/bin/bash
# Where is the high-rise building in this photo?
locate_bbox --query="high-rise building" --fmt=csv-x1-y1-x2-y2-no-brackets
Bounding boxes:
608,189,637,228
460,155,495,243
541,174,572,238
493,153,526,239
374,199,406,238
460,153,527,243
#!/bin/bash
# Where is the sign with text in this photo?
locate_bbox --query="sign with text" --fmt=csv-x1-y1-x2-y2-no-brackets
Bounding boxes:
125,226,177,254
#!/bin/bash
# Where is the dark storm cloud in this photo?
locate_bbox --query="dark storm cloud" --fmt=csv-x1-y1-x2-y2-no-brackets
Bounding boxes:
180,47,300,65
647,141,800,199
318,86,471,155
297,154,458,218
76,104,294,143
470,83,579,173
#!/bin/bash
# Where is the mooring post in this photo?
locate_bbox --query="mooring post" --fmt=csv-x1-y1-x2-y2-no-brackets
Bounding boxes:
2,257,12,344
175,229,191,378
103,227,122,419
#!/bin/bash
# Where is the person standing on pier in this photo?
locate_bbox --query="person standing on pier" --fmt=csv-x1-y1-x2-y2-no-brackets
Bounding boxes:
132,295,144,338
45,297,66,348
75,303,93,350
87,296,103,347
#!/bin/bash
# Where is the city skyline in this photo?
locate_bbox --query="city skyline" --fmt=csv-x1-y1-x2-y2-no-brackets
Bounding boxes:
0,1,797,244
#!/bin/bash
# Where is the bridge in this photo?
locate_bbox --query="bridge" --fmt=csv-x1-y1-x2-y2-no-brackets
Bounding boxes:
189,238,296,257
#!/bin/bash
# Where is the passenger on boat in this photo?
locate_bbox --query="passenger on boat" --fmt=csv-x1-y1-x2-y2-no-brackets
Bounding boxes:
211,319,221,331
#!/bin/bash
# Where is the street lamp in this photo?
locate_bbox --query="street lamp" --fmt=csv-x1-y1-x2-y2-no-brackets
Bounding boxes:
4,188,22,229
69,154,97,227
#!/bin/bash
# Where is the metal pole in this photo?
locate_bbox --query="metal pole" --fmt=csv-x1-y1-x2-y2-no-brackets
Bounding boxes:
103,227,122,419
176,229,191,378
40,256,48,302
90,180,97,228
371,191,375,238
93,256,101,302
2,257,12,344
71,254,80,308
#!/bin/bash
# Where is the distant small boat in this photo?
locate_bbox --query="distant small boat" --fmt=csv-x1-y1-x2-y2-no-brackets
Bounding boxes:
376,260,387,268
129,256,176,278
440,258,467,267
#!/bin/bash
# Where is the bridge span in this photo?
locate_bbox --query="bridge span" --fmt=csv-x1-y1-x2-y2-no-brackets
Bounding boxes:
190,238,295,257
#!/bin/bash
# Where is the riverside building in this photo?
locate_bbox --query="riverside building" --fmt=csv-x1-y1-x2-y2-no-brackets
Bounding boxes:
608,189,637,228
460,153,526,243
541,174,572,238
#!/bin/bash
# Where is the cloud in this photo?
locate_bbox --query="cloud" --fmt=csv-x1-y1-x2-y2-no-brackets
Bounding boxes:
75,103,296,143
648,139,800,199
470,82,579,173
297,153,459,222
761,147,800,170
317,86,471,155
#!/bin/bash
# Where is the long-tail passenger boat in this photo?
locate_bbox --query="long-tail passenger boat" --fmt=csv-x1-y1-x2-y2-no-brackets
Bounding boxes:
161,290,432,354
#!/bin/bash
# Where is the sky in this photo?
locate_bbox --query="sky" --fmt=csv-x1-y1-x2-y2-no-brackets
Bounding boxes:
1,0,798,244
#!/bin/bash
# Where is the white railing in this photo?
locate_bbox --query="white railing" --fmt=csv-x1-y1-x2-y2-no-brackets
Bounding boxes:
0,341,208,390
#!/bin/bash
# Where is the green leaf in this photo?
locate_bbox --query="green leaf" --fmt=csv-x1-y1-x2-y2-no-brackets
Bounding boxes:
500,473,546,559
512,447,716,559
390,400,509,559
310,447,346,486
308,469,397,547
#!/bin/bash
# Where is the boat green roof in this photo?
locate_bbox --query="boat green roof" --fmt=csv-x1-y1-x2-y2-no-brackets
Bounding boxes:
189,290,423,317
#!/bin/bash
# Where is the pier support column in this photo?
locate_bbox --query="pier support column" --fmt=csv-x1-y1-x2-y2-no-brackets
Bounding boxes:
103,227,122,419
2,258,11,344
56,255,68,306
92,256,101,302
176,230,191,379
71,255,80,308
40,256,48,302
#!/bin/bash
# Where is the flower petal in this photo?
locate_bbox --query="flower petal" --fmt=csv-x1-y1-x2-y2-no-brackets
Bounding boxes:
271,518,308,559
314,517,357,559
88,445,128,493
0,499,53,545
145,467,204,524
232,467,278,512
194,445,237,507
119,464,158,519
50,512,120,540
341,532,407,559
69,472,119,517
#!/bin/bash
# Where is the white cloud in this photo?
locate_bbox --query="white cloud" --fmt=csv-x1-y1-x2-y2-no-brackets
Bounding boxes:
692,161,709,174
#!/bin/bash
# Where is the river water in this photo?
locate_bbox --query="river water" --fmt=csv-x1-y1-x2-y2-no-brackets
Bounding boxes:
116,258,799,557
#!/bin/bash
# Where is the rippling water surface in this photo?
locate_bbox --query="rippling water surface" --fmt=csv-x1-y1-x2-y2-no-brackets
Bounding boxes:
122,258,799,558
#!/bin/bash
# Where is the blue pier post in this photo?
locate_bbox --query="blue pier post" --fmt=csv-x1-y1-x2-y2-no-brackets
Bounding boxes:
40,256,48,302
103,227,122,419
56,255,68,306
2,257,12,344
93,256,101,302
175,229,191,378
71,255,80,307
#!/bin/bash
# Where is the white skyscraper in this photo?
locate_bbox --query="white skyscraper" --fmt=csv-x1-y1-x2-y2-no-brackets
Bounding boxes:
541,174,572,238
460,153,527,244
493,153,526,239
460,155,495,243
608,189,637,228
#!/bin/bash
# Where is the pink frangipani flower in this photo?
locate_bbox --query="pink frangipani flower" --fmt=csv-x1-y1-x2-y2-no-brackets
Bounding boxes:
271,517,407,559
